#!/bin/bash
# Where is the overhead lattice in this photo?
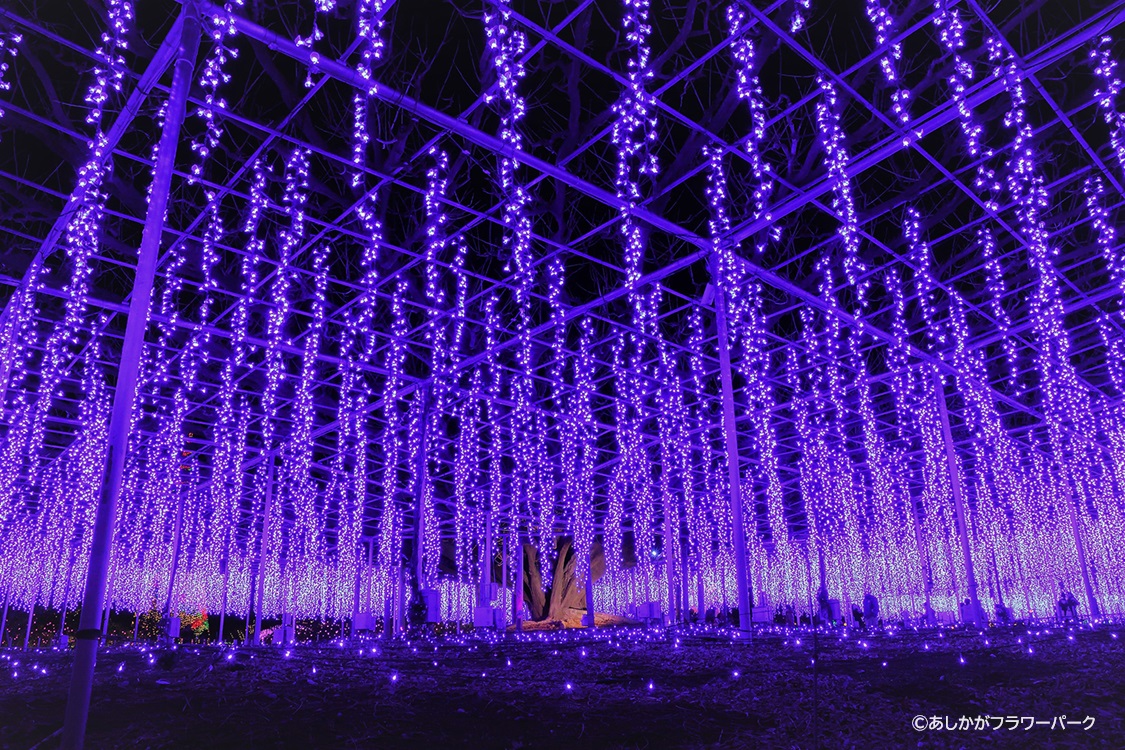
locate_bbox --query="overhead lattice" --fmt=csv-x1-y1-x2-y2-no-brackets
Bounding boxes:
2,0,1125,624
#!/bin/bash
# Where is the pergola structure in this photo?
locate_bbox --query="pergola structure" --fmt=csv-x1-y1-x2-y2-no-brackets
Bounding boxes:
3,0,1125,723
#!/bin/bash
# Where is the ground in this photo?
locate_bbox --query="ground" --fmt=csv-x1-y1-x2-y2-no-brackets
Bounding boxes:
1,622,1122,749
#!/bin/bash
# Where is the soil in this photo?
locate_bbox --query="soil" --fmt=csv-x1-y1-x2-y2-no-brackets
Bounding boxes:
1,622,1121,749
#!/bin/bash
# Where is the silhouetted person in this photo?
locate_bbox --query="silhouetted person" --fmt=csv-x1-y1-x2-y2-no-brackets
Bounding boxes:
816,584,830,626
923,601,936,627
1058,583,1079,624
705,607,716,625
863,593,879,629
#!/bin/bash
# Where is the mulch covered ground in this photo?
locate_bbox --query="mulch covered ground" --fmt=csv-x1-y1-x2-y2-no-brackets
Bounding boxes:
1,622,1122,749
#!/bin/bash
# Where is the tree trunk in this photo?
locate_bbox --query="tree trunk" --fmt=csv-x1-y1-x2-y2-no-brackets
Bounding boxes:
524,538,605,622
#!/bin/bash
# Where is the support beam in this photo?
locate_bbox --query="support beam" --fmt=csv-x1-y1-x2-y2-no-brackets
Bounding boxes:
100,567,116,640
933,371,982,625
60,7,200,747
23,604,34,650
252,456,277,647
500,534,509,626
1066,476,1101,619
712,266,752,634
161,477,188,642
479,509,492,607
412,387,432,592
217,557,228,644
662,497,677,626
513,537,525,631
906,477,936,626
584,559,595,629
395,565,406,634
0,588,9,646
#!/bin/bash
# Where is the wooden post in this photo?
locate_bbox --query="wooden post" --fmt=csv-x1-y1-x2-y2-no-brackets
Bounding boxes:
933,371,982,624
60,7,201,745
711,263,753,633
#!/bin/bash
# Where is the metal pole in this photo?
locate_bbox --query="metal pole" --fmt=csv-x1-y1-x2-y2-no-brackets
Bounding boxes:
349,546,362,639
57,547,77,645
907,487,934,620
366,539,375,617
513,535,525,631
100,568,115,640
989,546,1007,617
382,577,392,640
161,477,187,641
60,7,200,747
0,587,9,645
680,538,691,623
500,533,509,625
933,371,983,625
1065,477,1101,619
253,456,276,646
663,496,677,625
217,559,228,644
584,556,596,629
711,267,753,633
243,564,257,645
696,556,705,622
395,566,406,633
412,388,431,593
479,508,492,608
23,604,34,650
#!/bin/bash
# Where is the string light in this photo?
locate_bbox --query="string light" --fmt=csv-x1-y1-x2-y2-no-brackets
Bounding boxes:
352,0,387,186
790,0,812,34
0,32,21,133
864,0,915,139
1090,36,1125,175
725,6,777,250
814,76,868,308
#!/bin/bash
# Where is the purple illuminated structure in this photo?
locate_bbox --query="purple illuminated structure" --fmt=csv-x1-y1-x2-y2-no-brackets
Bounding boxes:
3,0,1125,745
